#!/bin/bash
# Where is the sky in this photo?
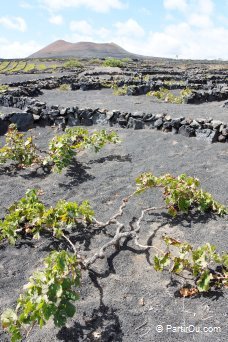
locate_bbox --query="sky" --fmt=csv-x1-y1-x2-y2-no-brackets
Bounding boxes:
0,0,228,59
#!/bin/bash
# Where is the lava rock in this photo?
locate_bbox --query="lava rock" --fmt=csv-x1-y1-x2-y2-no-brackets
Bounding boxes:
143,114,155,122
218,134,226,143
127,117,144,129
92,111,108,125
10,112,33,131
163,121,172,130
211,120,222,129
67,114,80,127
0,115,10,134
171,118,182,129
154,118,163,129
221,127,228,137
179,125,195,137
190,120,201,129
195,128,219,143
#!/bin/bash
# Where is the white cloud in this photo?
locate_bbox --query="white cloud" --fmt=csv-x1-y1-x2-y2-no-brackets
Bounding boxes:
19,1,33,9
0,38,42,58
49,15,63,25
164,0,214,26
144,22,228,59
96,27,110,39
63,11,228,60
197,0,214,15
188,13,212,28
164,0,214,16
114,19,145,37
67,22,110,42
64,32,94,43
163,0,188,12
40,0,126,12
70,20,93,35
0,16,27,32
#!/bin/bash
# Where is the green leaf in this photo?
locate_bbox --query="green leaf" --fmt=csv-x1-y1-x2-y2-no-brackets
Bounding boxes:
1,309,17,328
153,253,170,271
171,258,184,274
64,301,76,318
53,311,67,327
9,326,22,342
42,303,56,321
197,270,213,292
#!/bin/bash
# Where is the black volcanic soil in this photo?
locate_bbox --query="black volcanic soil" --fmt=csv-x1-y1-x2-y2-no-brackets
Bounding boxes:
0,62,228,342
38,88,228,123
0,126,227,342
0,72,72,84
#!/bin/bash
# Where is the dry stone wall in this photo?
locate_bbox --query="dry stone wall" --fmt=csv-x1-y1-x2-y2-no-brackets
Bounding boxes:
0,95,227,143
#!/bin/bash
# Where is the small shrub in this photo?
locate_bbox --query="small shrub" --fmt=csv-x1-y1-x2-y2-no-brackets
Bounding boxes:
10,62,27,73
0,84,9,93
89,58,102,65
0,124,120,173
147,87,192,104
112,84,128,96
63,59,82,69
102,58,124,68
0,124,40,166
135,172,227,216
0,188,94,244
36,63,47,71
50,64,59,71
5,61,18,73
122,57,132,63
163,80,186,86
1,250,81,341
59,83,71,91
100,81,113,88
46,127,120,173
23,64,35,73
154,235,228,293
0,61,10,72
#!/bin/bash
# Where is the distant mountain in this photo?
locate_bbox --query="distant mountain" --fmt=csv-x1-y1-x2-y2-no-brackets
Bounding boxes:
29,40,139,59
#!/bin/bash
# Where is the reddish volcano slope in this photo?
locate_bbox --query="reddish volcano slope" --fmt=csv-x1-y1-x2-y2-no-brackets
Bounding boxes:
29,40,138,59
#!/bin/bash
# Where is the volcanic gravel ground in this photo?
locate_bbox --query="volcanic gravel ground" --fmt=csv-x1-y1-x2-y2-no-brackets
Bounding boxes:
0,126,227,342
0,72,73,85
38,88,228,123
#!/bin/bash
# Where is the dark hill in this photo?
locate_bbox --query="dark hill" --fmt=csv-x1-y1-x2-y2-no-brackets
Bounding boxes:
29,40,139,59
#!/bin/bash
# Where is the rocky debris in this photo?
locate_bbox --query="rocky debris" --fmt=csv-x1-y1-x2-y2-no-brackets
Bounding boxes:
127,117,144,129
179,125,195,137
2,70,228,104
10,112,34,131
0,97,227,143
8,86,42,97
195,128,219,143
222,100,228,108
0,113,11,134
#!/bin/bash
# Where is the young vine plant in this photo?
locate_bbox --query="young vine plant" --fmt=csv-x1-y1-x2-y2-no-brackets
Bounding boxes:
1,250,80,342
135,172,227,294
0,173,227,340
135,172,227,216
0,188,94,245
154,235,228,294
0,124,120,173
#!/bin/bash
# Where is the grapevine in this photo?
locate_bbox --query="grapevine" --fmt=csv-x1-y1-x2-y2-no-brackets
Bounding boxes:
154,235,228,294
1,251,80,341
0,124,120,173
0,189,94,245
0,172,227,341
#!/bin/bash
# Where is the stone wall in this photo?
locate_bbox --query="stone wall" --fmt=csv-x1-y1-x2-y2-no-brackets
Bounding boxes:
0,96,227,143
3,74,228,104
